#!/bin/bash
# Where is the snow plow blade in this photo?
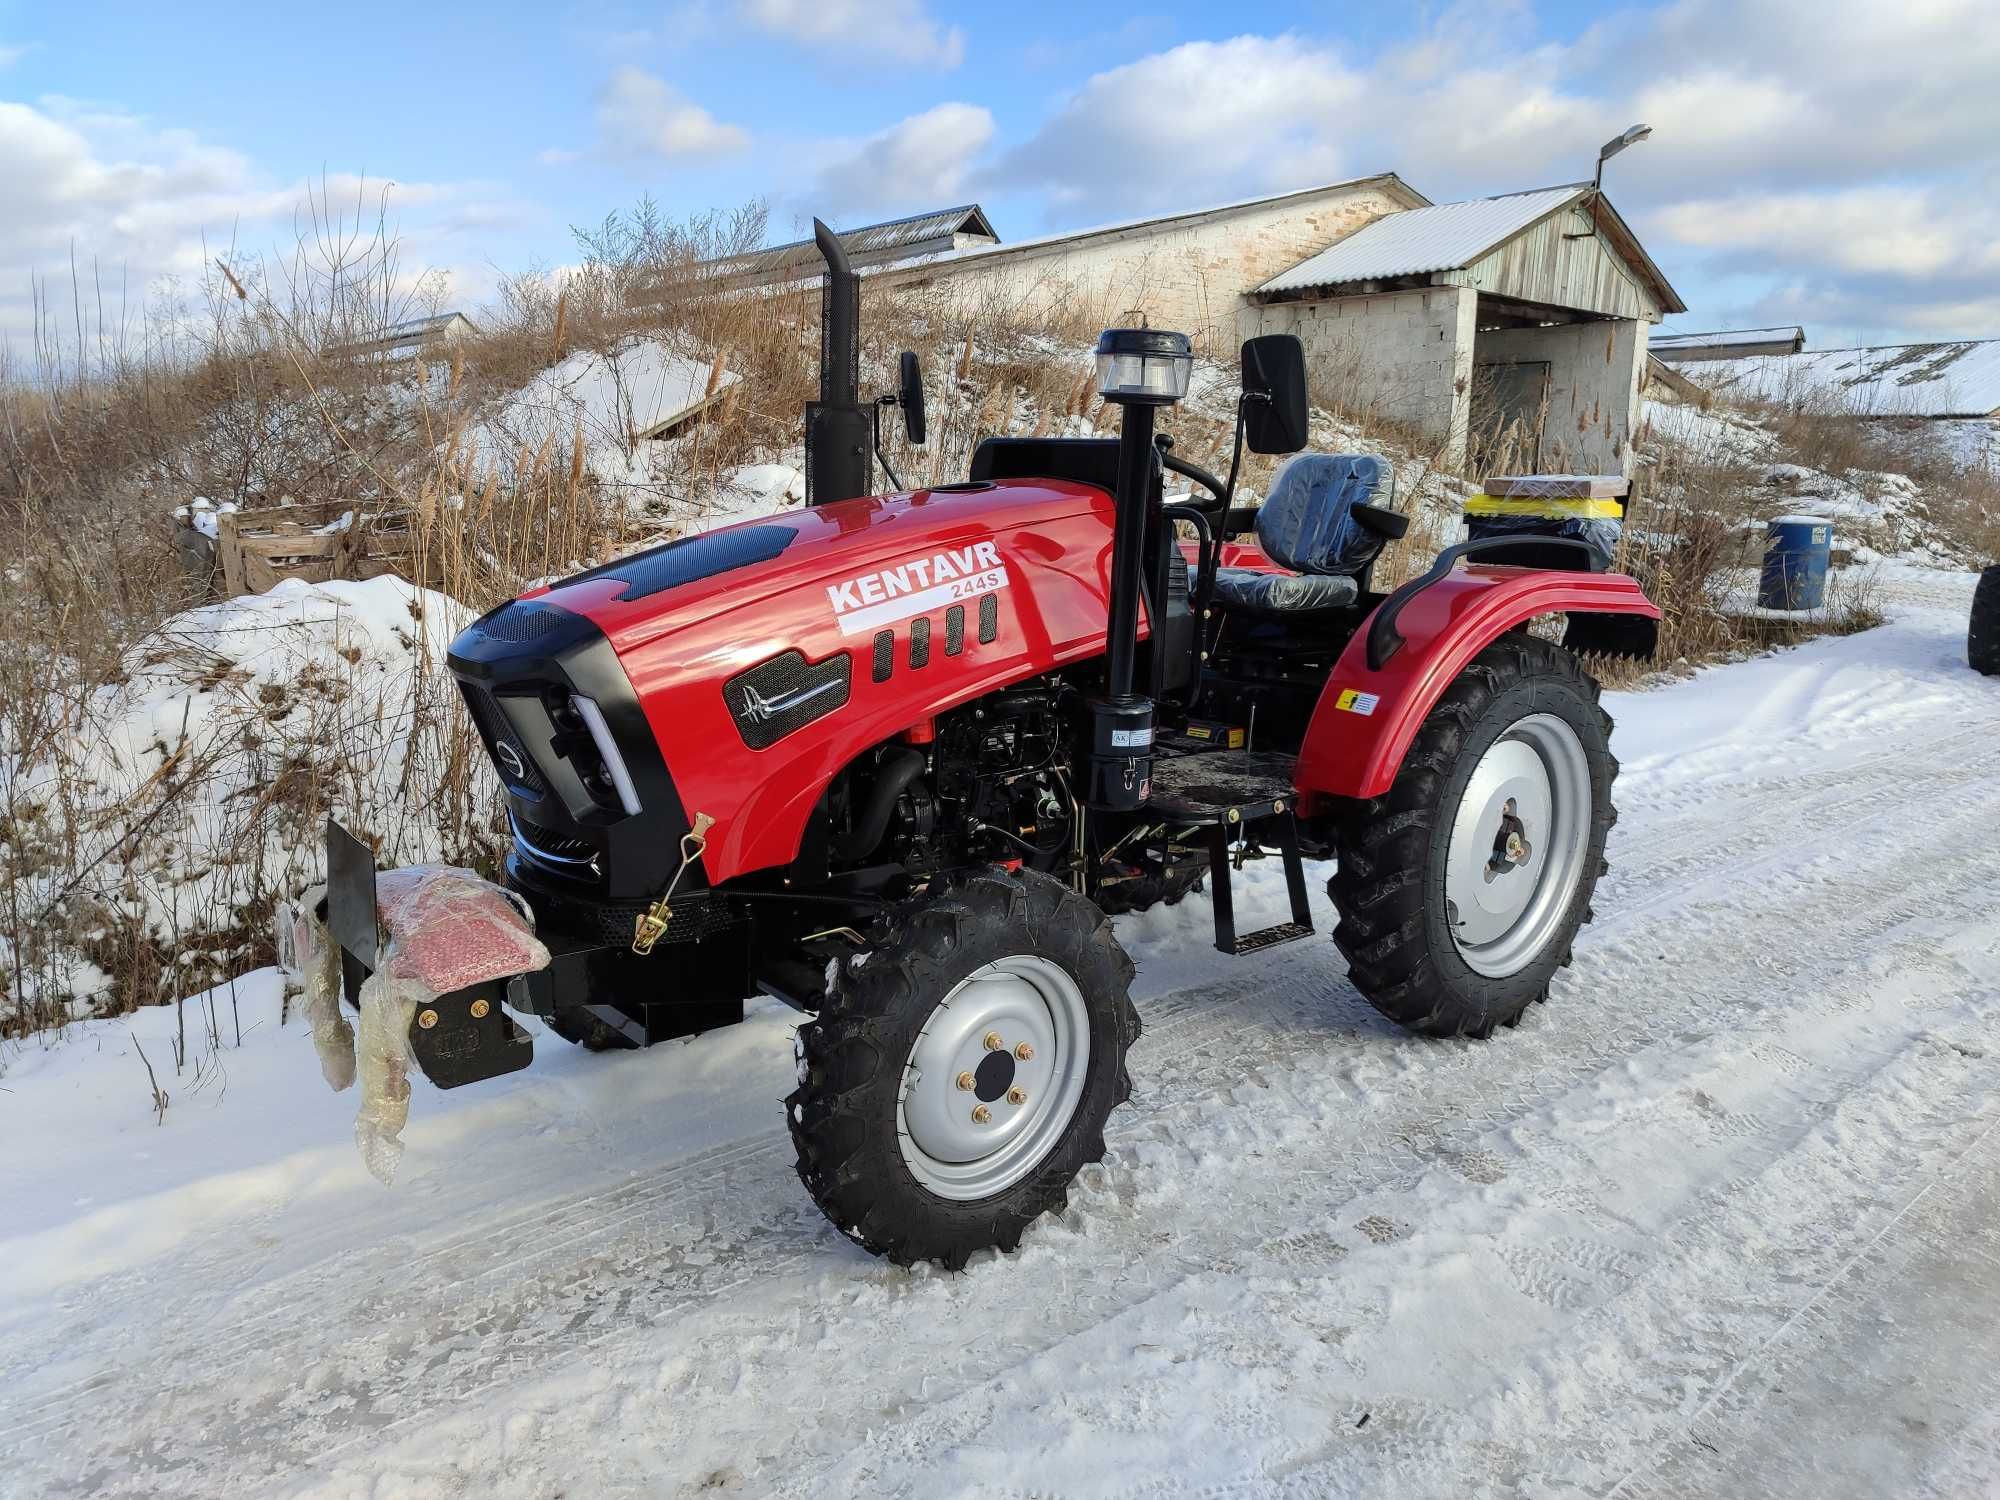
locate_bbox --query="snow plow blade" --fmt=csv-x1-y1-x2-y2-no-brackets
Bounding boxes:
324,820,536,1090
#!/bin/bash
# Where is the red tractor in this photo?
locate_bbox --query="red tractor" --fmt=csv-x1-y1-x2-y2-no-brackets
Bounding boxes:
327,224,1659,1267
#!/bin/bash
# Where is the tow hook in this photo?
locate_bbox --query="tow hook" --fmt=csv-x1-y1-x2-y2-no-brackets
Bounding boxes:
633,812,716,955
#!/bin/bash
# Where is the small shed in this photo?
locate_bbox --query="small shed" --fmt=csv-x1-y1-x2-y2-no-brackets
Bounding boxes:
1652,326,1806,361
1249,185,1686,475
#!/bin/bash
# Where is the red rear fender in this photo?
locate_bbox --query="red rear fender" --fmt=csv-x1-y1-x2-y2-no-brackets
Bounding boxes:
1294,566,1659,803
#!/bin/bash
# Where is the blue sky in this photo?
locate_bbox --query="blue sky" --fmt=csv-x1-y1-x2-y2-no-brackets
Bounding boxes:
4,0,1997,352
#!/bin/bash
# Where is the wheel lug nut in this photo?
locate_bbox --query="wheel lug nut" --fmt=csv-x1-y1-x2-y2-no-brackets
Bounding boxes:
955,1071,975,1091
1006,1087,1027,1106
971,1105,992,1124
983,1031,1004,1051
1014,1042,1034,1061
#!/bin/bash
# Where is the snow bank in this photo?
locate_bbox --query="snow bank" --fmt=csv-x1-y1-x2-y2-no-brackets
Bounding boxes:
3,576,488,1022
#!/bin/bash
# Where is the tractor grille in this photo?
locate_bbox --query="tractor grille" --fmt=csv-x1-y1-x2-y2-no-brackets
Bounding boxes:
513,870,740,947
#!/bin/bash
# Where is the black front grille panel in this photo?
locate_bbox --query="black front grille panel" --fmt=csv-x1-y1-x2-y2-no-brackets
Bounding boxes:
462,683,548,794
449,593,701,902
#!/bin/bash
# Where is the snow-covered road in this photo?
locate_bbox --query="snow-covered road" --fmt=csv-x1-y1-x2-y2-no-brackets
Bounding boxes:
4,564,1997,1499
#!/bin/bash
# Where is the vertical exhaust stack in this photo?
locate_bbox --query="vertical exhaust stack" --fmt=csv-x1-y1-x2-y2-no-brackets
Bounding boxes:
805,218,872,505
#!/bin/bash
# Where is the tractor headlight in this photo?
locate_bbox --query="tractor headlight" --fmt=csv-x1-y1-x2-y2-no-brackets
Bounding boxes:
569,694,642,817
1094,328,1193,405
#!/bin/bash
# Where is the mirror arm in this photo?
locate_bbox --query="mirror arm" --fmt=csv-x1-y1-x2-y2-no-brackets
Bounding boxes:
871,400,904,491
1219,391,1261,531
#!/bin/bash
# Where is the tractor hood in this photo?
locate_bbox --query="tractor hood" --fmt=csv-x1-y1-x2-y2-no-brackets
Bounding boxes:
529,479,1111,654
460,477,1132,884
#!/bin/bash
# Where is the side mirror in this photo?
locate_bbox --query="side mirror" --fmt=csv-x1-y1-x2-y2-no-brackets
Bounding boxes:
1240,334,1308,454
898,351,926,445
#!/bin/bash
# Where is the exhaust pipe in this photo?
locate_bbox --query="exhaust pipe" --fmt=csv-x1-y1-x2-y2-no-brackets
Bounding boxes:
806,218,871,505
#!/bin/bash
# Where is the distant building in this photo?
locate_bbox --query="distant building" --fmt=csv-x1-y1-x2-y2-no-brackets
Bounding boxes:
1652,326,1806,361
1246,184,1685,475
1692,339,2000,420
700,206,999,292
331,311,478,359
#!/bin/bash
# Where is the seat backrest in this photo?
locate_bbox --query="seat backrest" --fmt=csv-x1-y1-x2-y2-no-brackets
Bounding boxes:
1254,454,1394,576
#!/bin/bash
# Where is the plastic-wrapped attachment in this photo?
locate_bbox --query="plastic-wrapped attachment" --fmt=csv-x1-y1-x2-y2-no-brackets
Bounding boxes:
305,864,552,1184
353,969,431,1185
1466,476,1626,573
1465,512,1623,572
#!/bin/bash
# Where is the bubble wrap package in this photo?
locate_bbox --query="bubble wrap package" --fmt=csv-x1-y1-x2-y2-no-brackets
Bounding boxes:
374,865,552,993
294,865,551,1184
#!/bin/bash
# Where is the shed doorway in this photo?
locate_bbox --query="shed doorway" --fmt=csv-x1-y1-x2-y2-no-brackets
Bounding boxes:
1469,359,1550,473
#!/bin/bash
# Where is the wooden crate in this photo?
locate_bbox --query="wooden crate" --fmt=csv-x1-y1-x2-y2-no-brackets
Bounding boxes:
214,502,417,597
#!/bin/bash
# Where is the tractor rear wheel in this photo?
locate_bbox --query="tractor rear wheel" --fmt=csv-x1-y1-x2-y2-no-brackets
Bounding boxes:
1970,565,2000,675
1329,636,1615,1038
787,867,1139,1268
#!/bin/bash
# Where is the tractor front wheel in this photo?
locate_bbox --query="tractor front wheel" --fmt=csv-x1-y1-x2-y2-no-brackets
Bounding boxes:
1330,636,1616,1038
787,867,1139,1268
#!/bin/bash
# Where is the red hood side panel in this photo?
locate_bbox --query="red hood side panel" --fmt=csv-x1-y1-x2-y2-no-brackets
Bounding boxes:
539,481,1127,882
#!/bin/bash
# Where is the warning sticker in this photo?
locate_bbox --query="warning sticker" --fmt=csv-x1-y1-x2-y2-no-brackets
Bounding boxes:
1335,689,1380,716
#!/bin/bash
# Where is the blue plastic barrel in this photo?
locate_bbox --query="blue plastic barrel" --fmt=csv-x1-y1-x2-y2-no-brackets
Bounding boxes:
1758,515,1832,610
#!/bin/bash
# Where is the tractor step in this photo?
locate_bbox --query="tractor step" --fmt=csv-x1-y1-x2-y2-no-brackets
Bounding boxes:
1141,753,1318,956
1226,921,1314,955
1148,748,1299,826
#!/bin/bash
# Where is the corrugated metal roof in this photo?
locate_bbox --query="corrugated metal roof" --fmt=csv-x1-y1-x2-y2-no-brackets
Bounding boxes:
1652,325,1803,352
1694,340,2000,418
1257,186,1585,294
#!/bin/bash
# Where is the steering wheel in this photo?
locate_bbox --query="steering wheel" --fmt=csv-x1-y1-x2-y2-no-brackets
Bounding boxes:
1157,445,1230,511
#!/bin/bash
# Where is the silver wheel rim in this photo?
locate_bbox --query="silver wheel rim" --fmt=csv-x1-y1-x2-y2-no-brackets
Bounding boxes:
1443,712,1592,979
896,955,1092,1201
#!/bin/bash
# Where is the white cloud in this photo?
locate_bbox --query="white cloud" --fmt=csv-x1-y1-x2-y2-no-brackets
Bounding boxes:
0,97,524,348
987,36,1366,215
971,3,2000,340
594,66,749,161
1655,188,1987,279
0,43,26,68
736,0,965,70
812,103,993,218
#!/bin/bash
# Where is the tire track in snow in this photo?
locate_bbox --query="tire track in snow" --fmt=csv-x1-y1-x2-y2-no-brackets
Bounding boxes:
769,905,2000,1498
10,729,2000,1496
